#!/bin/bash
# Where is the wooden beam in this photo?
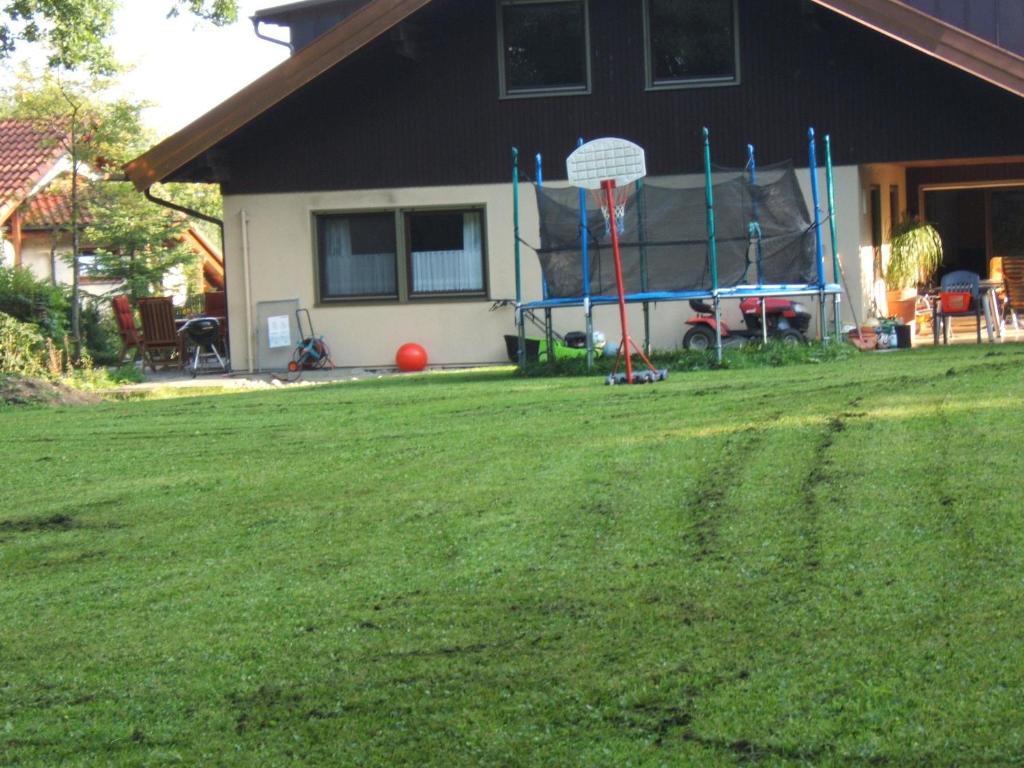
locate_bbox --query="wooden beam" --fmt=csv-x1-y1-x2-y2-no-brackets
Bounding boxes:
10,207,22,267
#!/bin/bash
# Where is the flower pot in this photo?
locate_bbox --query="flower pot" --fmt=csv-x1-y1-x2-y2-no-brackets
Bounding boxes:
886,288,918,324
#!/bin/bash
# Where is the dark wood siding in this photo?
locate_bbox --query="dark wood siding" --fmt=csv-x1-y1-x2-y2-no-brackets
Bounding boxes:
206,0,1024,195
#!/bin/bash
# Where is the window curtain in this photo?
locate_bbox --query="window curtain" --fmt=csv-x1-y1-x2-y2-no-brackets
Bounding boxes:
411,212,484,293
323,219,395,296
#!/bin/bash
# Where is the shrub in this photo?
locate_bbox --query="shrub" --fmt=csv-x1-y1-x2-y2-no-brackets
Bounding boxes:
79,299,122,366
0,265,68,338
0,312,48,377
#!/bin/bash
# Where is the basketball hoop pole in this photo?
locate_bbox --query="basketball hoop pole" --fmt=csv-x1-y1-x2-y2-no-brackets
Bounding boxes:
566,137,666,384
602,178,635,384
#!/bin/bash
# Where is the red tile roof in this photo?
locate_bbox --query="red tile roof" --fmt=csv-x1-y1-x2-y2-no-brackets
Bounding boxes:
0,118,68,224
21,192,95,229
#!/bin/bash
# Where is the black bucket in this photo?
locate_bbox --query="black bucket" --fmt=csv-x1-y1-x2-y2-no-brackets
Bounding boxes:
894,324,912,349
504,334,541,362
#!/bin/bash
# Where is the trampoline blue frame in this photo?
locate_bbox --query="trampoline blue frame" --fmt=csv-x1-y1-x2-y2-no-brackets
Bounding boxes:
511,128,844,367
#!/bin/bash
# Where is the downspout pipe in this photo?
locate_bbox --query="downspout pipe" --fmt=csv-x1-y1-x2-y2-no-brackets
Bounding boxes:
144,187,224,250
251,18,293,51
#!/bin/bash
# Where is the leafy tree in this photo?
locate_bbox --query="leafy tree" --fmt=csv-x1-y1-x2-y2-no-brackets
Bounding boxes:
83,182,198,302
1,1,239,75
1,67,151,356
154,182,224,246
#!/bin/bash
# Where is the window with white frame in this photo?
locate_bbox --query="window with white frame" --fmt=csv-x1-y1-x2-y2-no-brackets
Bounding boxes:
316,209,486,303
407,210,485,295
498,0,590,97
643,0,738,89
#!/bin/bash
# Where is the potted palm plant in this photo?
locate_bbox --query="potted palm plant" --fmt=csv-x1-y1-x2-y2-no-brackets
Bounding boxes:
885,217,943,324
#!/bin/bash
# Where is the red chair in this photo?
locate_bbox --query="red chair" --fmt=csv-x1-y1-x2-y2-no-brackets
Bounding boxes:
203,291,225,316
203,291,228,353
111,295,141,363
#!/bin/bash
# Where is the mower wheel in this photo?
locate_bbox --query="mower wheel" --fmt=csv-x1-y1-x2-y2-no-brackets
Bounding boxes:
779,329,804,345
683,325,716,351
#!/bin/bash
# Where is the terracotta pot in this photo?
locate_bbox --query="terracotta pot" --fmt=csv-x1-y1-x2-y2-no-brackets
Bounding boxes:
886,288,918,324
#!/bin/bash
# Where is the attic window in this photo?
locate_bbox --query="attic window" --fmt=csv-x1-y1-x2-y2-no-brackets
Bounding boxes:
498,0,590,98
643,0,739,90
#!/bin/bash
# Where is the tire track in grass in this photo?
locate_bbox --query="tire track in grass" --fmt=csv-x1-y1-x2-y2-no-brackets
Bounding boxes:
682,411,780,564
797,401,864,574
665,397,866,760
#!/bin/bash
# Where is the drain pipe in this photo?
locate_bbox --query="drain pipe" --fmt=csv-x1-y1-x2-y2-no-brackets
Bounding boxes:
144,187,224,251
251,18,292,51
241,209,255,373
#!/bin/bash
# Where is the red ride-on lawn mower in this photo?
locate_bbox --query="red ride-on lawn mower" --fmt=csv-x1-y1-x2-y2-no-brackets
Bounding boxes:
682,297,811,350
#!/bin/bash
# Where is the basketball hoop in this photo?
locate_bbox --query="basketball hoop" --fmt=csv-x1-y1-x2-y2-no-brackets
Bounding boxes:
588,184,632,237
566,138,665,385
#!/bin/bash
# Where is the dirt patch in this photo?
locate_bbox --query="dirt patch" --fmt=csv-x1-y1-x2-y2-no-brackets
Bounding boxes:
0,376,101,407
0,513,76,532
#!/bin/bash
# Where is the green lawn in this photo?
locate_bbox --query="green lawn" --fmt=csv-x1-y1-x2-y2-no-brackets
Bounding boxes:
2,345,1023,766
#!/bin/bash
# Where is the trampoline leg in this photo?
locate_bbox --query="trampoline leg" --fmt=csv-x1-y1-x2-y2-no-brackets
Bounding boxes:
585,299,594,371
544,308,554,365
820,291,828,342
643,301,651,355
516,305,526,369
713,295,723,364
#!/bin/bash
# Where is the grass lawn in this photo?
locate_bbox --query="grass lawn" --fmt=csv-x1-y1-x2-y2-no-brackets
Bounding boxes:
2,344,1023,766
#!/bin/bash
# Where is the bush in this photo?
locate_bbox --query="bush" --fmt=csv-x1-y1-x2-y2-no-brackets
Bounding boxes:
79,299,122,366
0,265,68,338
0,312,48,377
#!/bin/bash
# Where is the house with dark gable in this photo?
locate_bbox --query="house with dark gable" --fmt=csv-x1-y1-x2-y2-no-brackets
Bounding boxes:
125,0,1024,369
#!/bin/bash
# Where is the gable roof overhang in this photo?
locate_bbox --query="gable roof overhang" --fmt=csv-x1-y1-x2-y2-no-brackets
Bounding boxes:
0,119,70,225
254,0,368,24
124,0,1024,191
813,0,1024,98
124,0,432,191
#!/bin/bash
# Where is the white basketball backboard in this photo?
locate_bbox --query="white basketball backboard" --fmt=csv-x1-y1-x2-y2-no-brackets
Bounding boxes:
566,138,647,190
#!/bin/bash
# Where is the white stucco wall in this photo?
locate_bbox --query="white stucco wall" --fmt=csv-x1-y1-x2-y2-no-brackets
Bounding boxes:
222,165,871,370
856,164,909,320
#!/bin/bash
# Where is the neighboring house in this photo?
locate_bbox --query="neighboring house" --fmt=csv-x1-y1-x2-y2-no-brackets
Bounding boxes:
0,118,69,269
125,0,1024,369
1,118,224,303
18,185,225,302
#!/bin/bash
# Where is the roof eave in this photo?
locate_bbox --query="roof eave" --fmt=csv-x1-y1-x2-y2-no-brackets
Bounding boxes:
811,0,1024,98
125,0,433,191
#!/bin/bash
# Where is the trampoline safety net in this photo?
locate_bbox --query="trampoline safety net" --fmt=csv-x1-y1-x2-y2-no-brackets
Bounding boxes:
533,163,818,298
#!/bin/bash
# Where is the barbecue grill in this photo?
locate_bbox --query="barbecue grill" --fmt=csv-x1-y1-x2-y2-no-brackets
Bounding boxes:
179,316,228,376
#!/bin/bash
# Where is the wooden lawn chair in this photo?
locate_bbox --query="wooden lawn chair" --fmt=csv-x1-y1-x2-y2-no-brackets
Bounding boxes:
138,296,183,371
1002,256,1024,331
111,295,141,363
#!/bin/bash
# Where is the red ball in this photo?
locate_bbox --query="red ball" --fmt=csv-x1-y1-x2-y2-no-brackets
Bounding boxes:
395,342,428,372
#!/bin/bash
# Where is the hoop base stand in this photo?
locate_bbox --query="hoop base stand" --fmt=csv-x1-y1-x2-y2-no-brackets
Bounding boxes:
606,335,668,385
